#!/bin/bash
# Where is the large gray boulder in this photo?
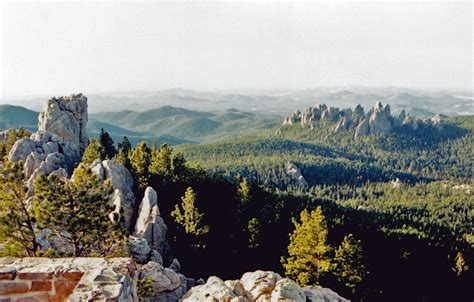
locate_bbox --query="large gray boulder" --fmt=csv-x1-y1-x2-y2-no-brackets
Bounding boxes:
8,137,36,162
182,270,348,302
134,187,168,254
38,94,88,172
139,261,189,302
26,152,66,189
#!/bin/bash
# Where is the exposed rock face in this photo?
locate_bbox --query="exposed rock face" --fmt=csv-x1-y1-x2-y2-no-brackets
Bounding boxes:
91,159,135,229
38,94,88,171
285,162,308,187
8,94,88,187
0,257,138,302
368,102,393,135
182,270,348,302
139,261,189,302
283,102,445,139
134,187,168,254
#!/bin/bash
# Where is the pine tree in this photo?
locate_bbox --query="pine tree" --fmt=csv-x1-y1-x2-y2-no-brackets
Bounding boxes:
117,136,132,154
129,142,151,189
100,128,116,159
0,161,39,256
247,217,261,249
82,138,106,164
171,187,209,237
171,152,187,181
333,234,368,294
115,136,132,168
236,177,251,212
150,143,172,176
282,207,331,286
453,251,469,276
33,164,126,257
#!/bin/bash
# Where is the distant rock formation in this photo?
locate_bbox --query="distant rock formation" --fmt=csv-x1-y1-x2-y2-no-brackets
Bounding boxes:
282,102,446,139
285,162,308,187
8,94,88,192
182,270,348,302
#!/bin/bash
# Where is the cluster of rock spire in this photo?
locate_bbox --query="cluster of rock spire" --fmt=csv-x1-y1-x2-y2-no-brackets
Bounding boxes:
283,102,445,138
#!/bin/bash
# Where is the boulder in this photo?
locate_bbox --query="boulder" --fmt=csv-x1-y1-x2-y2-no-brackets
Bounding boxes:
139,261,190,301
24,151,45,179
304,286,349,302
240,270,282,301
182,271,348,302
26,152,66,189
168,258,181,273
271,279,306,302
134,187,167,253
181,276,242,302
285,162,308,187
129,236,152,264
8,137,36,162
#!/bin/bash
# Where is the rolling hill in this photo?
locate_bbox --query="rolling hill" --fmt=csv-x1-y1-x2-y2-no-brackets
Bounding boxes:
0,104,281,145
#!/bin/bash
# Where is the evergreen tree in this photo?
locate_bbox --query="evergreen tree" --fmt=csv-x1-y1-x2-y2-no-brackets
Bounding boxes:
33,164,126,257
99,128,116,159
237,177,251,212
150,143,173,176
171,152,187,181
282,207,331,286
117,136,132,154
115,136,132,168
129,142,151,189
247,217,261,249
452,251,469,276
171,187,209,237
82,138,106,164
333,234,368,295
0,161,39,256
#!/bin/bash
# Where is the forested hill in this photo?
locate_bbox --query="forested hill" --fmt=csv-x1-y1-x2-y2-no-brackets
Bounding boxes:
178,115,473,188
0,104,280,145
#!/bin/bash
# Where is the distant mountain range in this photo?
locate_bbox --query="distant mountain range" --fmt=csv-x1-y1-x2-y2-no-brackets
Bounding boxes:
2,87,472,116
0,104,280,145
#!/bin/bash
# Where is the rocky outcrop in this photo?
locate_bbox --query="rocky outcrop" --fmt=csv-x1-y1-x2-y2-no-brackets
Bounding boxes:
38,94,88,171
8,94,88,187
283,102,446,139
91,159,136,229
134,187,168,254
139,261,190,302
367,102,393,135
0,257,138,302
182,270,348,302
285,162,308,187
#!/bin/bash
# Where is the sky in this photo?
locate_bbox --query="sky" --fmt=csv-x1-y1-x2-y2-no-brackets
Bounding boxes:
1,1,472,98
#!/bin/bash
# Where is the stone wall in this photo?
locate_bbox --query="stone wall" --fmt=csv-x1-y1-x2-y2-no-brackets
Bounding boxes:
0,257,137,302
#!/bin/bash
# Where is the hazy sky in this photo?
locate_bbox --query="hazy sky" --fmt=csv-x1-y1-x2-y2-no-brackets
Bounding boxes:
1,1,472,97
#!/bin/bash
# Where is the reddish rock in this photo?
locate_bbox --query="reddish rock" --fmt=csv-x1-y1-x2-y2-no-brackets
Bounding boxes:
30,280,53,291
18,272,53,280
0,282,29,295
